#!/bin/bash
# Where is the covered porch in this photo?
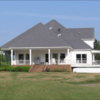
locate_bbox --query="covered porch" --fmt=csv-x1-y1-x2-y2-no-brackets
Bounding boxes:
92,50,100,65
11,48,70,65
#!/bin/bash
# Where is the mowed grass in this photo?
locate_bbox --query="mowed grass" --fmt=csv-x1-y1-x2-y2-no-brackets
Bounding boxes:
0,72,100,100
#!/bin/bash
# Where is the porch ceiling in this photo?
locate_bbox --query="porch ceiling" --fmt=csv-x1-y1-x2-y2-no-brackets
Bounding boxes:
92,50,100,54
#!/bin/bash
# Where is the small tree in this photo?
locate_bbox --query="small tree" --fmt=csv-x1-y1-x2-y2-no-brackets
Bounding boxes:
94,39,100,60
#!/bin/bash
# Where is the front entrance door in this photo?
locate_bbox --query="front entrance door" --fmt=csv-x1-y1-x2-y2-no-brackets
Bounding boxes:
53,53,58,64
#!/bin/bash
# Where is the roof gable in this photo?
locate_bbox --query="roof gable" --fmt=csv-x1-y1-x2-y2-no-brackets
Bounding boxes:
1,22,71,49
45,20,92,49
1,20,93,50
1,22,43,48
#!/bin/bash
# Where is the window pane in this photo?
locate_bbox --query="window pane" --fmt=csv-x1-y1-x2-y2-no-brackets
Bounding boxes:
76,54,81,59
53,53,58,59
82,54,87,63
19,54,24,60
26,54,29,60
60,53,65,60
82,54,87,59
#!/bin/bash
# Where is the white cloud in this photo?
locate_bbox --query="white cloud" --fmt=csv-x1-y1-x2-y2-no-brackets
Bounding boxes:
5,12,100,21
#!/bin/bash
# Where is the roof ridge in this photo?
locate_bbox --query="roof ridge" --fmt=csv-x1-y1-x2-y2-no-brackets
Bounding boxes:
10,23,71,48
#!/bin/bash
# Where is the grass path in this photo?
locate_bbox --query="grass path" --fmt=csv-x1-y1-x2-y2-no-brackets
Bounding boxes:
0,72,100,100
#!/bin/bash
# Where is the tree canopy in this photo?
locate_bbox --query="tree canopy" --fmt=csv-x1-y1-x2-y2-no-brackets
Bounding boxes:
94,39,100,60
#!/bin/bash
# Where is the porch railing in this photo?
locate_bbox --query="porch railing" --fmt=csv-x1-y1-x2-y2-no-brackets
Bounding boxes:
14,59,66,65
16,60,30,65
92,60,100,65
13,60,100,65
72,60,100,65
50,59,66,64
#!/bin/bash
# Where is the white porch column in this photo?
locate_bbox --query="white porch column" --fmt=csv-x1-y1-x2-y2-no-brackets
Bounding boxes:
93,54,95,61
11,49,13,65
29,49,32,65
67,49,69,64
48,49,51,65
15,51,16,65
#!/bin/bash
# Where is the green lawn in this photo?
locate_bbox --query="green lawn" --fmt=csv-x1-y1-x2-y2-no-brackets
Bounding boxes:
0,72,100,100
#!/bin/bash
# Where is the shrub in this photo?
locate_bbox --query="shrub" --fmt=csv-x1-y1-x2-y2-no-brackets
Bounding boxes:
21,66,31,72
54,68,61,72
0,66,30,72
0,67,5,71
14,66,30,72
14,66,22,72
46,68,51,72
46,68,69,72
6,66,15,71
61,68,68,72
1,62,10,67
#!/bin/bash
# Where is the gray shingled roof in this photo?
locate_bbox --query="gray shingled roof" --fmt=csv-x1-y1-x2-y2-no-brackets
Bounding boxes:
45,20,94,49
1,20,94,50
45,20,94,39
1,22,43,48
1,22,70,49
66,28,94,39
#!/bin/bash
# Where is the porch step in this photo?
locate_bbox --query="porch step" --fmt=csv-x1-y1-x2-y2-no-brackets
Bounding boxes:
30,65,45,72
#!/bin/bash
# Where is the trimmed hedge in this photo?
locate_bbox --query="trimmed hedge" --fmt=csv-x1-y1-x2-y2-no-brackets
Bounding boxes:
6,66,15,71
0,67,5,71
14,66,30,72
0,66,30,72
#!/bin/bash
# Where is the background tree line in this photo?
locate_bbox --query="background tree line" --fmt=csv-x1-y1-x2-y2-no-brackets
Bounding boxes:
0,48,8,62
94,39,100,60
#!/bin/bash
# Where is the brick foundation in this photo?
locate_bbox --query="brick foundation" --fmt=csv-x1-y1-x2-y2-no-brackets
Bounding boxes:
46,65,72,71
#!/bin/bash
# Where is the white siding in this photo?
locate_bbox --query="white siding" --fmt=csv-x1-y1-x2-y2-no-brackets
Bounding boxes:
71,50,92,65
83,39,94,48
73,68,100,73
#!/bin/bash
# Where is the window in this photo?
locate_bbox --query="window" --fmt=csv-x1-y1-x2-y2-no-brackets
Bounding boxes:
19,54,24,60
82,54,87,63
76,54,81,60
60,53,65,63
53,53,58,60
76,54,87,63
53,53,58,64
26,54,29,60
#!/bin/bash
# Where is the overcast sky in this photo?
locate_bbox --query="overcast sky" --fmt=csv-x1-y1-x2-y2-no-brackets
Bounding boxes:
0,1,100,46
